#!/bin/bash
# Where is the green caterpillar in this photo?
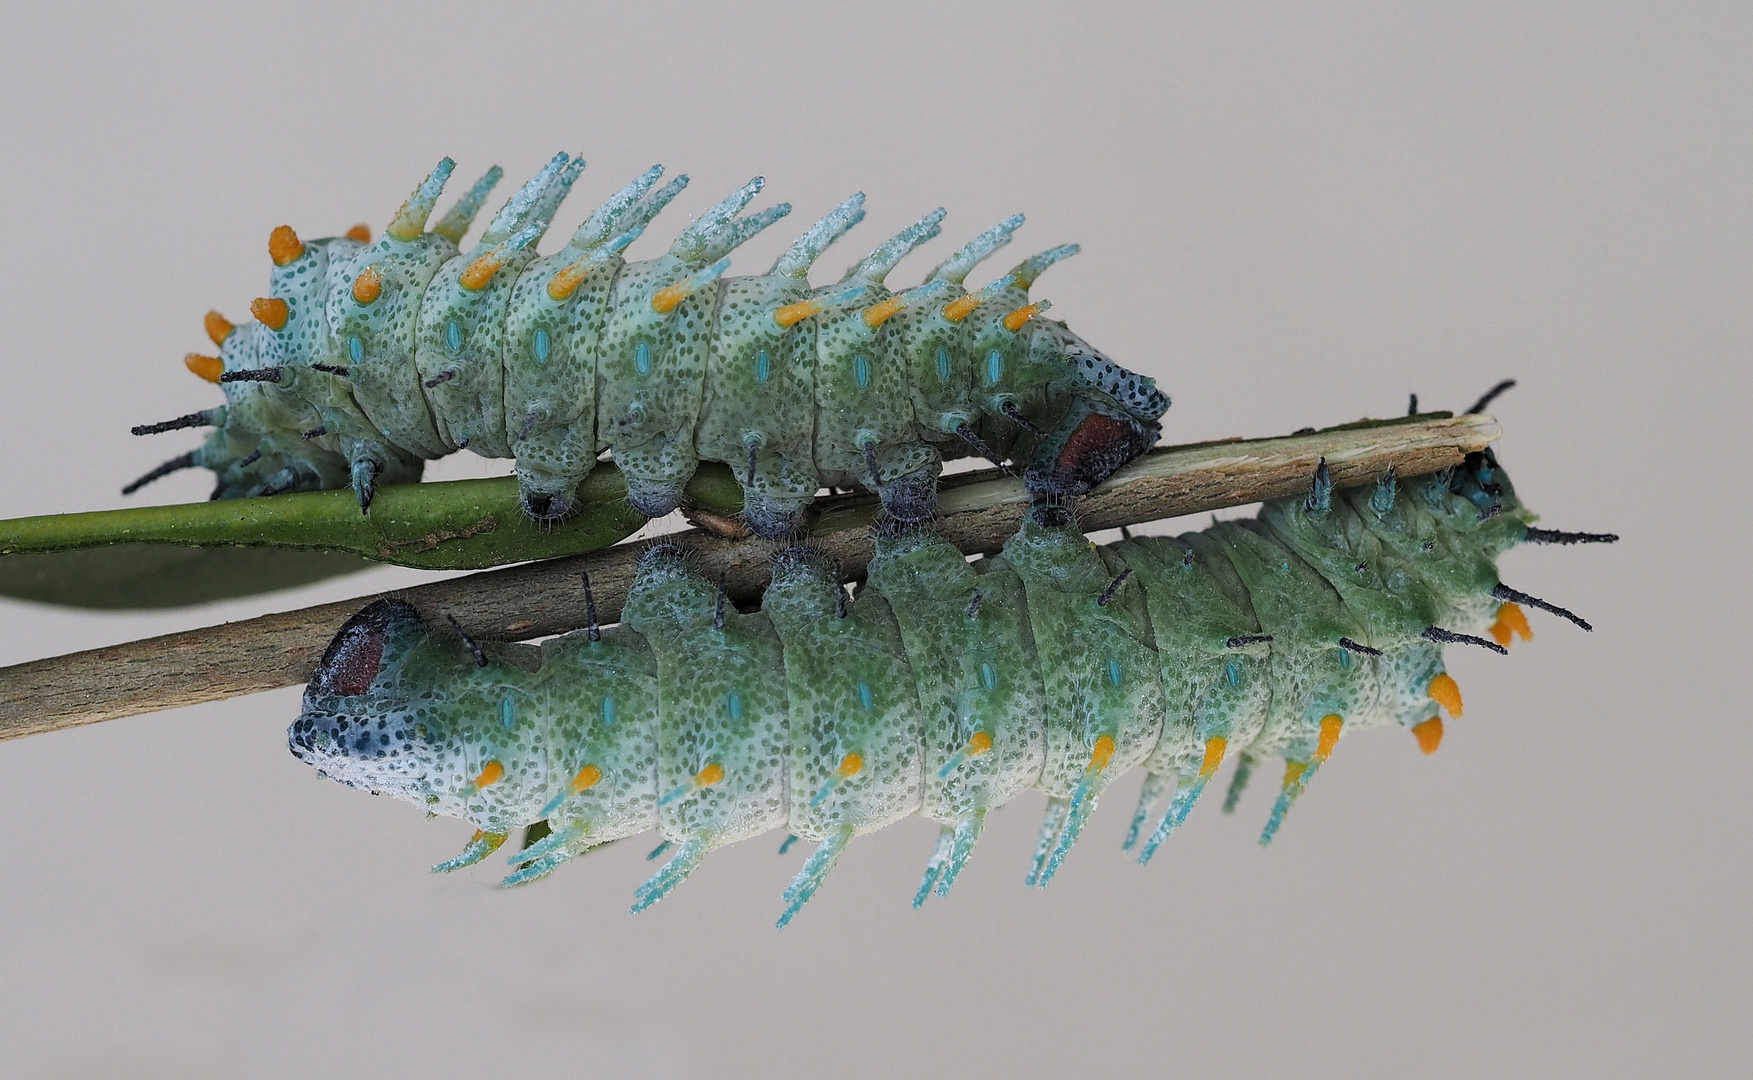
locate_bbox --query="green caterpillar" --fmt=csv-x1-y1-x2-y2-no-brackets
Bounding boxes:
290,447,1613,926
129,152,1169,538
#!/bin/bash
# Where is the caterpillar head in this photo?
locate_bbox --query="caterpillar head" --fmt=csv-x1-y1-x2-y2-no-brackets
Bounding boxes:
290,599,437,798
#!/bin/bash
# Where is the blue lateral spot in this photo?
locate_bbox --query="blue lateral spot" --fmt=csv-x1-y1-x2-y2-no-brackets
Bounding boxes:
986,350,1004,385
854,354,871,388
1225,661,1240,688
348,336,363,363
1339,648,1352,669
857,682,874,709
501,697,516,730
936,347,951,383
532,328,550,365
1108,659,1123,686
728,692,742,721
635,340,652,376
602,696,616,727
981,662,997,691
446,321,463,353
755,350,771,382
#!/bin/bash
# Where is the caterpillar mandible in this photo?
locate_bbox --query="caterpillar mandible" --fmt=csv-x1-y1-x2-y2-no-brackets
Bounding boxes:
129,152,1170,538
290,447,1615,927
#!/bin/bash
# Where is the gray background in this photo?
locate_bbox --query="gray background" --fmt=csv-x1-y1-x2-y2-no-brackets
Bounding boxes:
0,2,1745,1077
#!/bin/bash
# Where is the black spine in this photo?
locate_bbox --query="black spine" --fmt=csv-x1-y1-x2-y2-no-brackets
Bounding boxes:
445,613,489,667
131,411,213,436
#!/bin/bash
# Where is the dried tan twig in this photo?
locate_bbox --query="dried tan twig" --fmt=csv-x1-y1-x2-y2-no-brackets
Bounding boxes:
0,413,1497,740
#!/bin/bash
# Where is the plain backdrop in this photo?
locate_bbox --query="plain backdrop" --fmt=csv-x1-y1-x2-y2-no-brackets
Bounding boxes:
0,3,1746,1078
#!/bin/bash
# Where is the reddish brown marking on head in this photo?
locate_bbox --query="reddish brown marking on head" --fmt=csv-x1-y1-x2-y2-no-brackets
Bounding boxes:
1030,408,1159,500
1055,412,1133,478
310,599,418,696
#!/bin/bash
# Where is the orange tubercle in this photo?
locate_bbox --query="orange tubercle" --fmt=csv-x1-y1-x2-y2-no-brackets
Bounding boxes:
941,293,982,323
1314,714,1344,762
459,253,504,291
1002,301,1044,332
472,760,505,790
862,295,907,328
1199,736,1228,777
204,310,234,346
570,764,602,794
547,258,592,302
695,762,725,788
650,280,689,314
967,731,993,756
250,297,289,331
184,353,223,383
268,225,305,266
345,223,372,243
837,752,864,778
1283,761,1308,788
1492,602,1534,645
774,299,822,328
351,265,383,305
1412,716,1444,755
1087,733,1116,773
1428,672,1463,717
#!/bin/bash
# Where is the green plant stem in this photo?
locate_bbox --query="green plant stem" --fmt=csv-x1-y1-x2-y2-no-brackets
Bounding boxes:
0,412,1498,740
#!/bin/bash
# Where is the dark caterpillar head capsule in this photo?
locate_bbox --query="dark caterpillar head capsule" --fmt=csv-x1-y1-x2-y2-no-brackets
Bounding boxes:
292,599,437,795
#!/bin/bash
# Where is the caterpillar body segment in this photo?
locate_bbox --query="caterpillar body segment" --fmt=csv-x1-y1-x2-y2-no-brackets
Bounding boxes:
137,155,1170,534
291,450,1604,924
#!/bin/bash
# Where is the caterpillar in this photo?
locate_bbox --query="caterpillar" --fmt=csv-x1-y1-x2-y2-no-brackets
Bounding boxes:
128,152,1170,538
289,447,1615,927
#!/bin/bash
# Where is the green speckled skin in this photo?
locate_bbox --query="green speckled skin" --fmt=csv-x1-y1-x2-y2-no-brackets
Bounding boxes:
765,552,923,842
414,242,538,459
994,519,1164,799
154,154,1168,532
623,550,791,853
1117,532,1272,783
694,273,817,515
326,232,457,461
292,451,1563,922
530,627,661,855
866,528,1049,829
499,239,615,504
593,254,714,512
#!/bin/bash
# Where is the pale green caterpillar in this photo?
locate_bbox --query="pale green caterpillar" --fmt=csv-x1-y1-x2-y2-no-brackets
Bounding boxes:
130,152,1169,538
290,448,1613,926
